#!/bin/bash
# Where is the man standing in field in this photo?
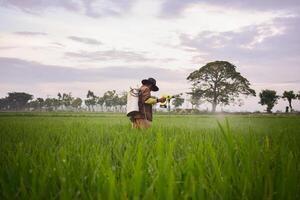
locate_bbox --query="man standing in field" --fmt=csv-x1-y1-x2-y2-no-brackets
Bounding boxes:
131,78,166,129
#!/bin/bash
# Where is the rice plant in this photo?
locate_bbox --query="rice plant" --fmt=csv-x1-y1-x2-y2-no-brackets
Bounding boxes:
0,113,299,199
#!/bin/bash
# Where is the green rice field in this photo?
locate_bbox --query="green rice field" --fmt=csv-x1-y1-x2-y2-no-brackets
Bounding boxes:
0,113,299,199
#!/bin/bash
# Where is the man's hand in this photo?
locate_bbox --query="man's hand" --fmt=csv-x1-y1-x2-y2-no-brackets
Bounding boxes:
158,97,166,103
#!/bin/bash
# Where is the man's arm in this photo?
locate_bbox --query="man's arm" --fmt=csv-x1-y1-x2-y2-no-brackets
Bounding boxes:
145,97,158,105
141,87,166,105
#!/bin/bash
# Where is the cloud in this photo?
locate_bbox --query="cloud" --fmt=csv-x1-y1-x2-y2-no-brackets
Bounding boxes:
161,0,300,17
179,25,275,60
13,31,48,36
0,56,189,99
50,42,65,48
178,16,300,84
1,0,81,14
68,36,103,45
0,46,18,50
64,49,178,63
160,0,198,17
64,49,151,62
4,0,299,19
0,57,188,84
1,0,135,18
179,16,300,63
81,0,136,18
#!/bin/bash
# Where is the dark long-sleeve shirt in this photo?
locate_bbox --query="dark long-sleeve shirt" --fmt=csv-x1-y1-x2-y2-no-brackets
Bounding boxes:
133,85,156,121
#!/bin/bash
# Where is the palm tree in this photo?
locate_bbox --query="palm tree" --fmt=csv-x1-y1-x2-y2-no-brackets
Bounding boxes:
282,91,296,112
85,90,97,111
62,93,73,110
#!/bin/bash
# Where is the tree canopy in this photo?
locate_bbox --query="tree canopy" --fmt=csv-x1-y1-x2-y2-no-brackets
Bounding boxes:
187,61,255,112
7,92,33,111
259,89,279,113
282,91,296,112
172,97,185,108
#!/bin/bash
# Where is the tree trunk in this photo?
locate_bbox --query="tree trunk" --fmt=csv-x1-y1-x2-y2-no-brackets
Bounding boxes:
288,100,292,111
267,105,272,113
212,102,217,113
212,84,217,113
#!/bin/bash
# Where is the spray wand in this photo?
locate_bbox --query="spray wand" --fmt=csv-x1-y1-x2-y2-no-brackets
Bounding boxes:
159,93,183,112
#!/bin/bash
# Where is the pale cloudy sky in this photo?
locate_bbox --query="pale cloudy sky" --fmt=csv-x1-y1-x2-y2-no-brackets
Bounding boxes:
0,0,300,111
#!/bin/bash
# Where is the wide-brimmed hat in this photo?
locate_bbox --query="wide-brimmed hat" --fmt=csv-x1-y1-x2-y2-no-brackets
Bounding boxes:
141,78,159,91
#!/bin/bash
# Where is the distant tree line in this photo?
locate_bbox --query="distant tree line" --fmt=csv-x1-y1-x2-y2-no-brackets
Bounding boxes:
0,90,127,112
84,90,127,112
0,61,299,113
0,89,299,113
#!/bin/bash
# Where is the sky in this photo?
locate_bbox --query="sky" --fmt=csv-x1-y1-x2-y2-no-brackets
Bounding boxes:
0,0,300,112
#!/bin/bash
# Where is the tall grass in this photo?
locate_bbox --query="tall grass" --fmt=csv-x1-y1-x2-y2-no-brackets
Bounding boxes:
0,113,299,199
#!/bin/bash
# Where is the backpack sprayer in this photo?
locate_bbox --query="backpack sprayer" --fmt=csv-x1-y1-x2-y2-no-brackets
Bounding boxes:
159,93,183,111
126,87,140,117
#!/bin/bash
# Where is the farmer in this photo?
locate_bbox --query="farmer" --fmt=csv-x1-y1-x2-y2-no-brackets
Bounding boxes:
131,78,166,129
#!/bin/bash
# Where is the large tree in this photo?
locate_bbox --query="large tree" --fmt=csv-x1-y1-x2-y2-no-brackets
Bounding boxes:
36,98,44,110
56,93,63,109
71,98,83,110
103,90,118,111
118,92,127,112
172,96,185,109
282,91,296,112
97,96,105,112
27,99,40,110
0,98,8,110
6,92,33,111
187,61,255,112
259,89,279,113
85,90,97,111
44,98,54,111
62,93,73,109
